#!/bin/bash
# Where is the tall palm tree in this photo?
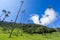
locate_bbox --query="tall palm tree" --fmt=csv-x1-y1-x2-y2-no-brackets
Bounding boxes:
0,10,6,17
2,10,10,21
28,19,31,24
0,10,6,21
9,1,24,38
16,9,25,36
20,9,25,35
40,21,45,35
45,14,60,35
2,14,9,21
10,20,13,28
21,9,25,24
48,6,60,18
1,10,10,33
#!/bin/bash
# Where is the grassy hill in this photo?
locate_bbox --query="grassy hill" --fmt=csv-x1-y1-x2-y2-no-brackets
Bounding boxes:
0,29,60,40
0,21,60,40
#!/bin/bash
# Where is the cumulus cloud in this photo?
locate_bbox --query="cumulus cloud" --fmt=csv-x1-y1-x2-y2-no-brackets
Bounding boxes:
30,14,40,25
40,8,57,25
30,8,57,26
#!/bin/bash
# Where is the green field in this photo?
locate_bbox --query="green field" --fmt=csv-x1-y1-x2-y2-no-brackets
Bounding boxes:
0,27,60,40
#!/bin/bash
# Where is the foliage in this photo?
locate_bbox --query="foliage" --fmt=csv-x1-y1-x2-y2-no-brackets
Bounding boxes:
0,21,58,34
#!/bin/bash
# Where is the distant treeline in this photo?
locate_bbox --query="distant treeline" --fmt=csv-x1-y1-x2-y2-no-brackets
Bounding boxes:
0,21,60,34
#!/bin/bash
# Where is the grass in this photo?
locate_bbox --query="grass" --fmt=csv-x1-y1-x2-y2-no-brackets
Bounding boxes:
0,27,60,40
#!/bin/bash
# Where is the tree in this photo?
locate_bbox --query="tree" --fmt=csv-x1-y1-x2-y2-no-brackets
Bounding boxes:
40,21,45,35
0,10,6,18
1,10,10,32
9,20,13,29
16,9,25,36
45,13,60,35
2,10,10,21
9,1,24,38
2,13,9,21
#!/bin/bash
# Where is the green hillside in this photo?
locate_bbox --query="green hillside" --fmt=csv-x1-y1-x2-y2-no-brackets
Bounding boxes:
0,21,60,40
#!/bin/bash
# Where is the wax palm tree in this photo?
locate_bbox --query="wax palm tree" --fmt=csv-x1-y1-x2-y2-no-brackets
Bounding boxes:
48,6,60,18
40,21,45,35
9,20,13,28
21,9,25,24
16,9,25,36
2,10,10,21
1,10,10,22
0,10,6,18
0,10,6,21
1,10,10,33
45,14,60,35
9,1,24,38
2,14,9,21
28,19,30,24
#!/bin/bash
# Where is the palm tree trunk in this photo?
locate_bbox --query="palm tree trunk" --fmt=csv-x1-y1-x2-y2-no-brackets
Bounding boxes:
47,17,60,36
9,26,14,38
16,13,24,36
2,16,6,21
41,25,45,35
9,1,23,38
42,28,44,35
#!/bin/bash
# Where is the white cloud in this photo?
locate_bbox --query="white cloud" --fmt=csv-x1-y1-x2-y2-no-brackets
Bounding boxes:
40,8,57,25
30,14,40,25
30,8,57,26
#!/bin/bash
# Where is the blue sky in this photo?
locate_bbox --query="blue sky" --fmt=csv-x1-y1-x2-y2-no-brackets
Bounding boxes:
0,0,60,28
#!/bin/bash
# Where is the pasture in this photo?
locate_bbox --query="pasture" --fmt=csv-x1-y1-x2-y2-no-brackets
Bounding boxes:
0,27,60,40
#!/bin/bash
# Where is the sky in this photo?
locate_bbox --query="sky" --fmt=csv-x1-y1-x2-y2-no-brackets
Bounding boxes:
0,0,60,28
30,8,57,26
